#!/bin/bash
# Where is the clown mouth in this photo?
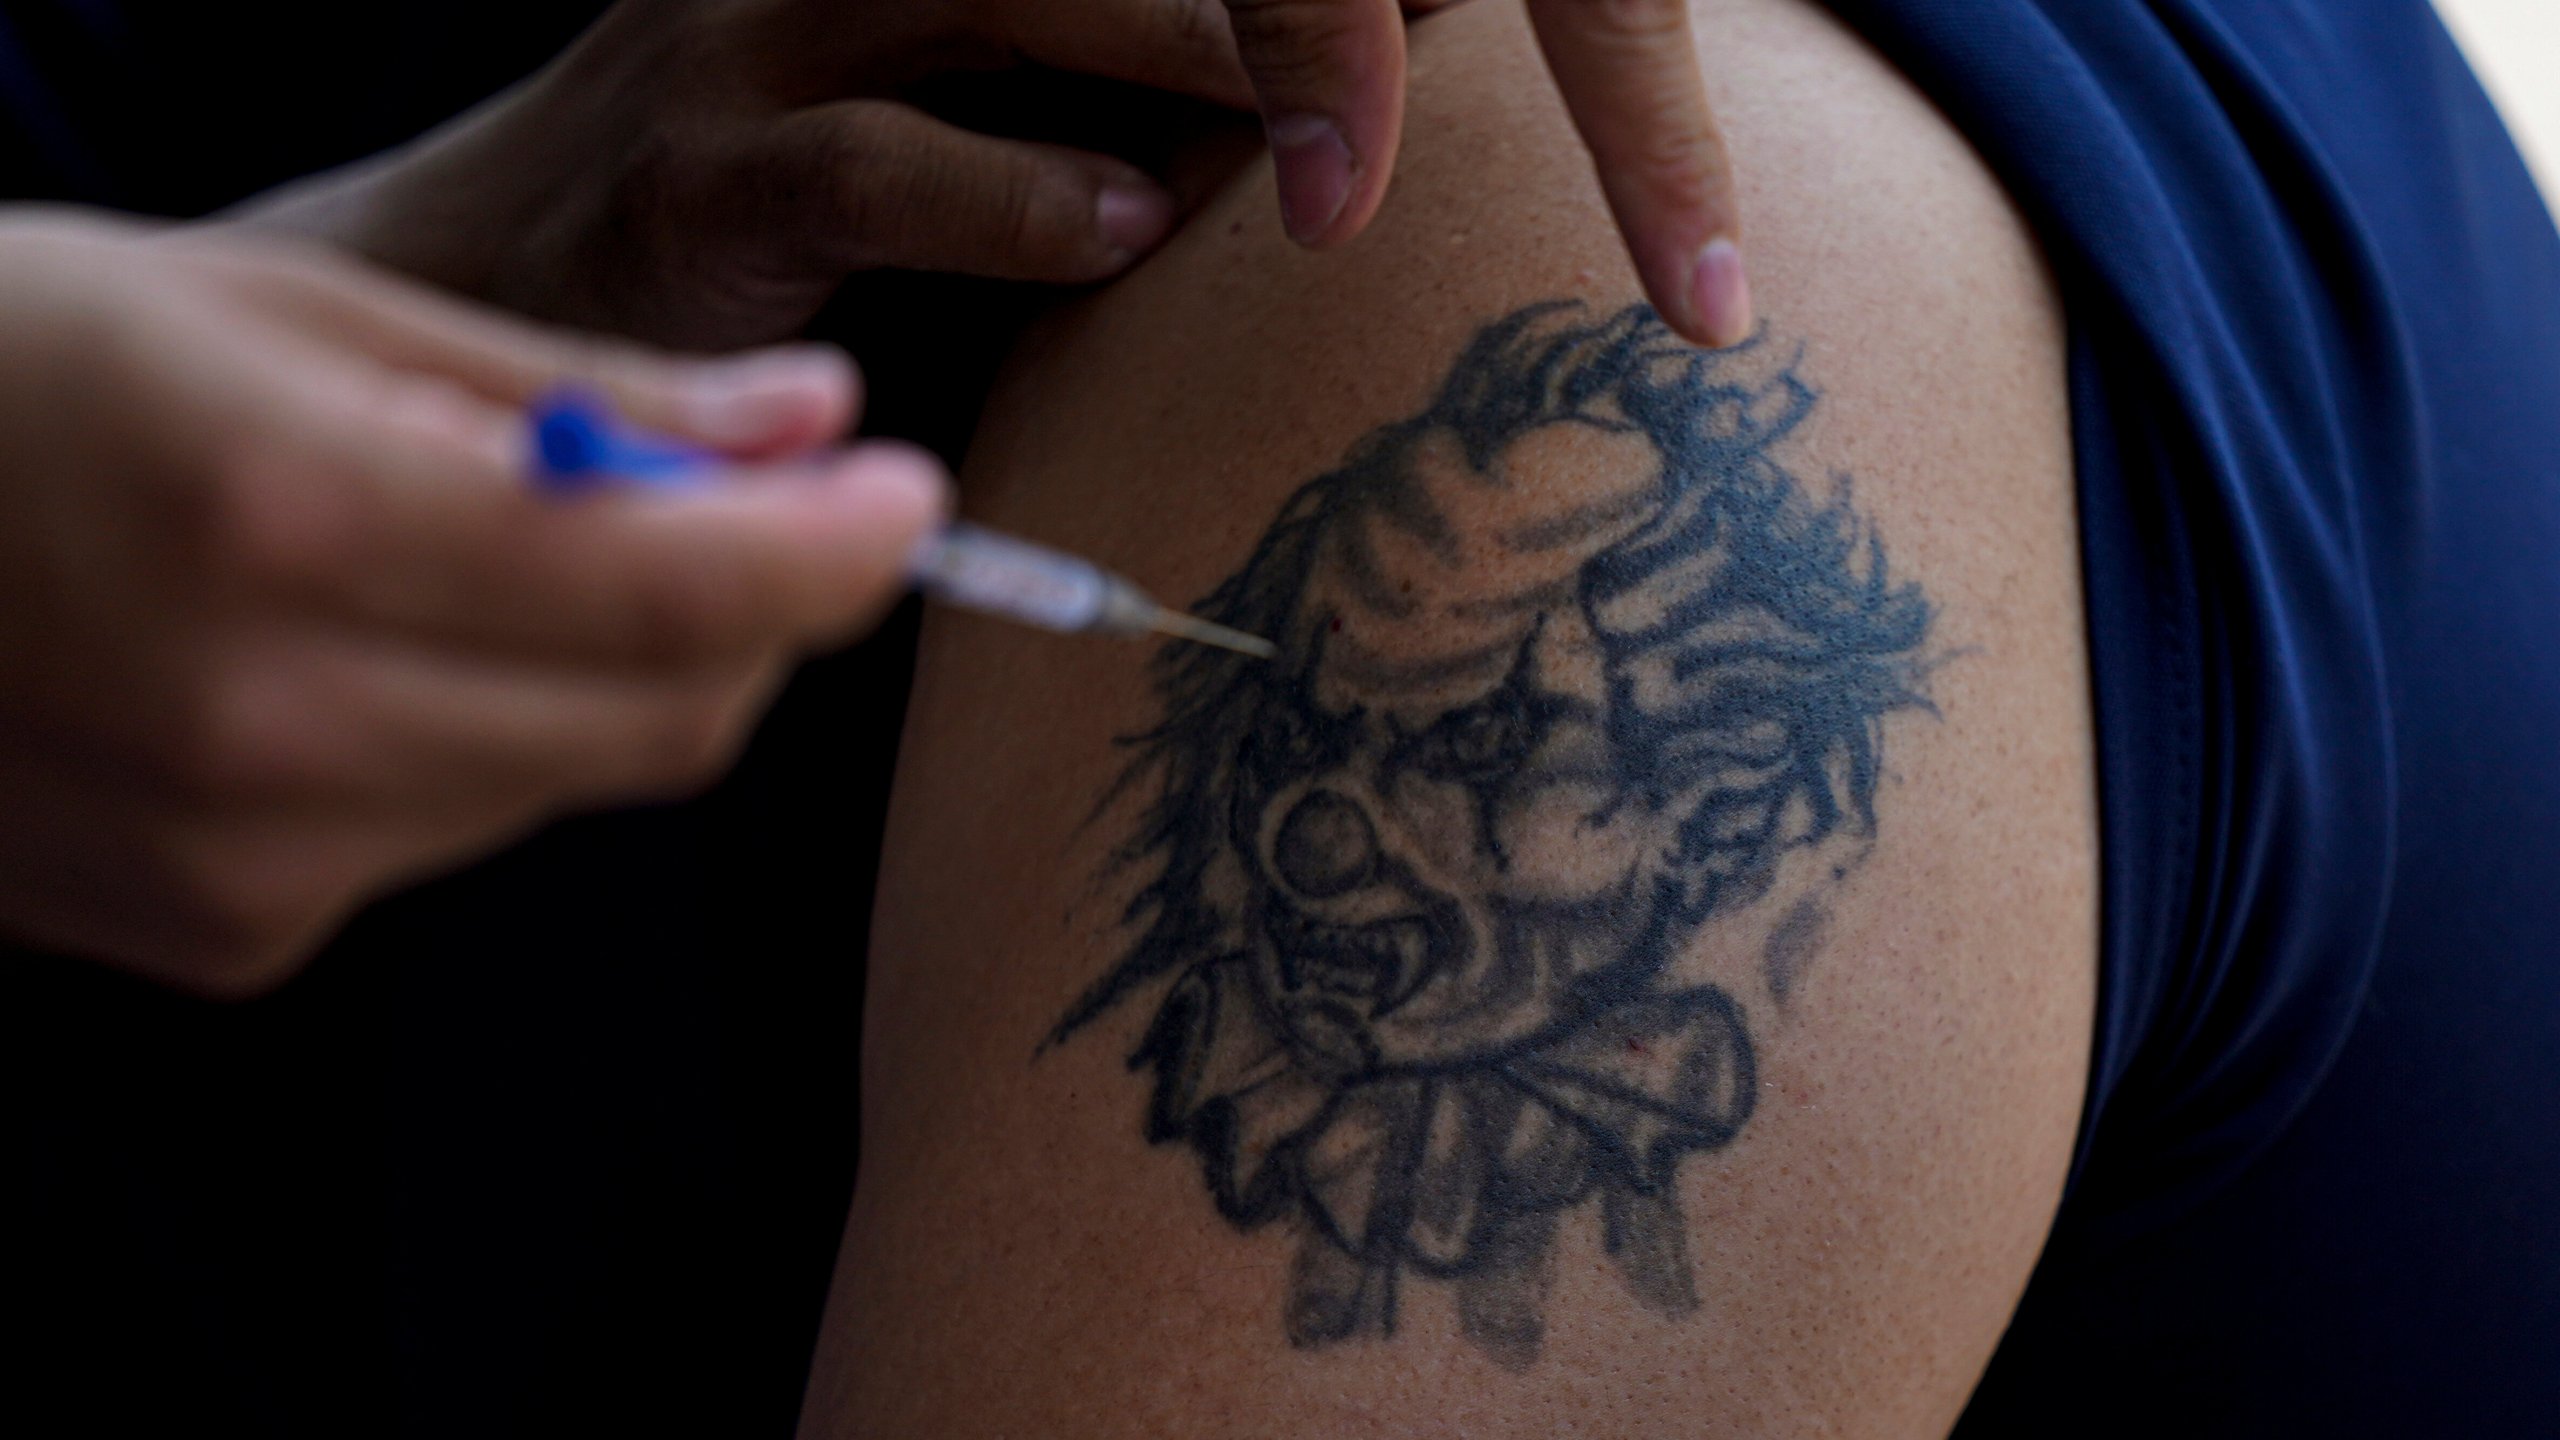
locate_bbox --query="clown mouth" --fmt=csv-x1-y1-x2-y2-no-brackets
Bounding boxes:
1262,900,1466,1019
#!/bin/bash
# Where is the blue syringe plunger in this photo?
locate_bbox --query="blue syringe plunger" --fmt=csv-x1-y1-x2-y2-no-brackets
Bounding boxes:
530,390,712,492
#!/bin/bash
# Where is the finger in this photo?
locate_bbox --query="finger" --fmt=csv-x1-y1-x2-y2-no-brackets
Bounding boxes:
108,800,574,998
1524,0,1753,347
250,367,951,670
750,101,1179,281
0,730,505,997
1219,0,1408,247
186,235,863,454
998,0,1257,111
195,627,787,811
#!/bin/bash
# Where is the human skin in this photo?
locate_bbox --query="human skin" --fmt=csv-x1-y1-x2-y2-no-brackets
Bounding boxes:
27,0,1749,999
800,0,2096,1434
240,0,1756,350
0,216,943,995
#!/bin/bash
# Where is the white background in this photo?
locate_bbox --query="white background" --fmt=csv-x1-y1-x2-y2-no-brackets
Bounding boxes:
2437,0,2560,204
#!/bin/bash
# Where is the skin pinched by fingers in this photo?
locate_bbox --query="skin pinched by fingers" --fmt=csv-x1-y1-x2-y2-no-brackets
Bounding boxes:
1214,0,1747,342
234,0,1267,348
237,0,1745,351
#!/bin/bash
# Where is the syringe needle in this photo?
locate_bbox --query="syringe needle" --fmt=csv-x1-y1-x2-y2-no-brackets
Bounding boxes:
1095,572,1278,658
907,522,1278,660
1143,608,1279,660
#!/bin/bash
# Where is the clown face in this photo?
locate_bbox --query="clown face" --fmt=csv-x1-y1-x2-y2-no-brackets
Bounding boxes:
1229,423,1817,1076
1056,303,1935,1367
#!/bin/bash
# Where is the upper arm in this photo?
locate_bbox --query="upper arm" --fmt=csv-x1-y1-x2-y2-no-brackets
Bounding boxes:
803,1,2096,1434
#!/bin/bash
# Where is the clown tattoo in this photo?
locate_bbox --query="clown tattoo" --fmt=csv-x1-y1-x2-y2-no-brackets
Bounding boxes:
1048,302,1937,1368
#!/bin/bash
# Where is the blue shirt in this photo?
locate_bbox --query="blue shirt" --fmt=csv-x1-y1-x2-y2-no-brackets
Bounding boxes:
1817,0,2560,1428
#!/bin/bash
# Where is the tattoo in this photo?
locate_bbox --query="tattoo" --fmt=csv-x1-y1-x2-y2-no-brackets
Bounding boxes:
1049,303,1936,1366
1761,896,1831,1010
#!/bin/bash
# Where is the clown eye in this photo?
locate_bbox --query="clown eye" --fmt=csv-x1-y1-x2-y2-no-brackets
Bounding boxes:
1273,707,1326,765
1411,691,1538,782
1245,699,1357,788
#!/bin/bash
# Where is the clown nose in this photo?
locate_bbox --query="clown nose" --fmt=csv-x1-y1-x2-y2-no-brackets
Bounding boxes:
1273,791,1380,898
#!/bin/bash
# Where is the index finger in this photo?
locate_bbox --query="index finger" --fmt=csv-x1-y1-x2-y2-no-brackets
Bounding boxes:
267,367,950,671
1525,0,1754,347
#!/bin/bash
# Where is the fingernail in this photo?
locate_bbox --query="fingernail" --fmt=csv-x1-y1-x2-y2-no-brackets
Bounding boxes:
1268,114,1355,245
684,345,854,448
1096,184,1175,261
1690,237,1755,349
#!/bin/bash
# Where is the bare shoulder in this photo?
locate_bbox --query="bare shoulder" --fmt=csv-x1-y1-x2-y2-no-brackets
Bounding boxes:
805,2,2094,1436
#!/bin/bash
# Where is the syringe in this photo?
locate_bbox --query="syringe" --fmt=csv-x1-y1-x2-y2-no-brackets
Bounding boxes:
528,391,1275,660
906,523,1275,658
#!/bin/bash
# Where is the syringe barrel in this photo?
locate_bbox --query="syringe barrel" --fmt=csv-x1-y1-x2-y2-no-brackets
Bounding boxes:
906,522,1109,634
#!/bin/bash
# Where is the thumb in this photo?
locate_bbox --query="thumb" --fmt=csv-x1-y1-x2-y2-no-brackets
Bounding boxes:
1219,0,1408,247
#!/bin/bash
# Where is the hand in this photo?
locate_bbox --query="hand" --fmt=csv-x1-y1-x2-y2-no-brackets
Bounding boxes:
237,0,1255,350
1224,0,1755,348
0,212,947,995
